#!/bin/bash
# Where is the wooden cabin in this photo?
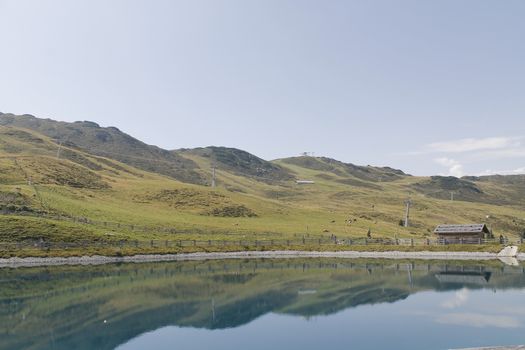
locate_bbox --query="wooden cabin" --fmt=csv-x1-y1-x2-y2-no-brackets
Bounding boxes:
434,224,492,243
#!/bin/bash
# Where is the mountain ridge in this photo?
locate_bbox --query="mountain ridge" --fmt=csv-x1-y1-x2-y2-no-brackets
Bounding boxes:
1,112,524,244
0,112,206,185
0,112,416,181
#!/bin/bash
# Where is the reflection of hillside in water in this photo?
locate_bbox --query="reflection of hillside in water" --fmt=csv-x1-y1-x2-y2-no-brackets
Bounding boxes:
1,259,524,350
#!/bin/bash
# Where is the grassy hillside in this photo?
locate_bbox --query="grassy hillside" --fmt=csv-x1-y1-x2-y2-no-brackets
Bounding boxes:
279,156,407,182
178,146,294,184
0,113,524,254
0,113,206,184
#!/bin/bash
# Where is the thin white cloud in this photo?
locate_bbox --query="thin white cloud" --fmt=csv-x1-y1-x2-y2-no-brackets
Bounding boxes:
395,136,525,159
475,148,525,159
434,157,464,177
427,137,521,153
441,288,469,309
478,166,525,176
492,306,525,316
436,312,521,328
397,135,525,176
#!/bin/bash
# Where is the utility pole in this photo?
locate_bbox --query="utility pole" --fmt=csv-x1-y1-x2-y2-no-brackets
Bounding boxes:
56,140,63,159
211,165,216,188
404,199,412,228
485,215,493,238
211,298,215,322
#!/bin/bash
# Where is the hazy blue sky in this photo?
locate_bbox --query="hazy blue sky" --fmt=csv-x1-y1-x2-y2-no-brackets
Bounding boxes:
1,0,524,176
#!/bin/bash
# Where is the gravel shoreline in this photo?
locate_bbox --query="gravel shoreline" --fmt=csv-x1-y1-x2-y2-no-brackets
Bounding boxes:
1,250,523,267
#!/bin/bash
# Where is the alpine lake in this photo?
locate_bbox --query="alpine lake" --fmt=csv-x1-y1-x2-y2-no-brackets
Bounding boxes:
1,258,525,350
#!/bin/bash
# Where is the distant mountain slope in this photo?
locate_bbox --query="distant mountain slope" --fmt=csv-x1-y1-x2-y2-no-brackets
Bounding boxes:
278,156,408,182
0,113,206,185
1,111,525,241
410,176,486,201
0,125,123,190
410,175,525,207
464,174,525,207
465,174,525,186
178,146,295,184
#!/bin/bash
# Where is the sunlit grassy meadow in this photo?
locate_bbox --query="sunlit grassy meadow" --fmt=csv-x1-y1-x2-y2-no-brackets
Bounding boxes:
0,122,524,257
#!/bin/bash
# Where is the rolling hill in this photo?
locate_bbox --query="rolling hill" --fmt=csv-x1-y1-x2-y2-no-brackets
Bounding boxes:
0,112,206,184
0,112,524,249
279,156,408,182
178,146,295,185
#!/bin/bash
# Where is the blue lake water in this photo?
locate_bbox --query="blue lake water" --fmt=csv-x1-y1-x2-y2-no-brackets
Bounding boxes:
1,259,525,349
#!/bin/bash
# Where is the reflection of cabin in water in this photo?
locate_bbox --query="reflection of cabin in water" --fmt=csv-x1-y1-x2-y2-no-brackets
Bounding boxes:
434,224,492,242
435,272,491,285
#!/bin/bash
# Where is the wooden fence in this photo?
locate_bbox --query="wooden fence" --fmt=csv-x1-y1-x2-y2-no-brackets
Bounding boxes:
3,212,521,243
0,236,521,252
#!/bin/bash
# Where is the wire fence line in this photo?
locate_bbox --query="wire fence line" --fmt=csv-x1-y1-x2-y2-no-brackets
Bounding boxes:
1,211,523,252
4,211,516,240
1,211,327,238
0,236,521,252
0,210,228,236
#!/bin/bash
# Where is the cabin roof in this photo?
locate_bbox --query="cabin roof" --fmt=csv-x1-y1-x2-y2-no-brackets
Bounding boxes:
434,224,490,235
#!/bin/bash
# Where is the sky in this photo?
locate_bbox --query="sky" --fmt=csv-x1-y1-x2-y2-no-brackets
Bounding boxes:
0,0,524,177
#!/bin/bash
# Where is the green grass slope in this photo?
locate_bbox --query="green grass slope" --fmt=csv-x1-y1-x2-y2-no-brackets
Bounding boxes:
0,113,206,184
178,146,294,184
0,113,524,252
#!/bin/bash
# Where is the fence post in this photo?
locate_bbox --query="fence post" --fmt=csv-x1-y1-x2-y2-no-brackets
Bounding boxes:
410,238,414,246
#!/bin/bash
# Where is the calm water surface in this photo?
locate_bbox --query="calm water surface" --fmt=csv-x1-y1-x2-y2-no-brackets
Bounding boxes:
1,258,525,350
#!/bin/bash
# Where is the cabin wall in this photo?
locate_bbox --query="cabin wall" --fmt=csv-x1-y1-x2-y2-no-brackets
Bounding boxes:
435,232,486,243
